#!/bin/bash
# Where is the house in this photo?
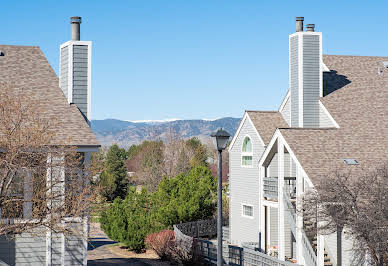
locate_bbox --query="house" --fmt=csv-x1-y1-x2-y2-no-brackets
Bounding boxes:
0,17,99,265
228,17,387,266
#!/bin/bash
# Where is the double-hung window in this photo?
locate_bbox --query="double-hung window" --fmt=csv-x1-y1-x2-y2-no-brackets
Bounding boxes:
242,204,253,218
241,136,253,166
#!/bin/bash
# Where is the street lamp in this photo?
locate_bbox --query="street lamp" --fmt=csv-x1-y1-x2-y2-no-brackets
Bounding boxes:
211,128,230,266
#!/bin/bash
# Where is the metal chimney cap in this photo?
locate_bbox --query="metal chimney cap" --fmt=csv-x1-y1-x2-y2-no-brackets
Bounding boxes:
296,17,304,21
306,24,315,32
70,16,82,24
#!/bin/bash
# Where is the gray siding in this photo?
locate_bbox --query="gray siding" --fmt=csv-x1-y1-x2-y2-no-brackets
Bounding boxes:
51,233,62,266
302,35,320,127
229,116,264,245
325,229,357,266
267,155,293,258
65,222,84,265
290,35,299,127
269,207,278,247
268,153,294,178
319,103,336,127
60,46,69,99
280,95,291,126
0,227,46,266
72,45,89,119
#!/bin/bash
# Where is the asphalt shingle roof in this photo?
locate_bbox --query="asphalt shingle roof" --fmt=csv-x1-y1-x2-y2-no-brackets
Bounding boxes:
246,111,288,145
244,55,388,183
280,55,388,182
0,45,99,147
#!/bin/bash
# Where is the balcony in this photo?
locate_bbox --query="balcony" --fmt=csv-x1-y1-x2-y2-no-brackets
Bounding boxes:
263,176,296,200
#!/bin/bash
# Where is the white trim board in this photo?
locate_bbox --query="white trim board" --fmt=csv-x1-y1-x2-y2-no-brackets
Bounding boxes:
258,129,314,188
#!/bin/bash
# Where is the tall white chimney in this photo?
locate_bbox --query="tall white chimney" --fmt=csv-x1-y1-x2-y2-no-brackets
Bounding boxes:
59,16,92,124
289,17,322,127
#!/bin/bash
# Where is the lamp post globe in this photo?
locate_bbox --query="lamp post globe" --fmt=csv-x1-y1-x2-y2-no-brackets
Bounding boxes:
211,128,230,266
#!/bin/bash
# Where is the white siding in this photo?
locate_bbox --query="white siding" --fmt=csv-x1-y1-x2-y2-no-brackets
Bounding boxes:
319,103,336,127
280,96,291,126
325,229,358,266
229,116,264,245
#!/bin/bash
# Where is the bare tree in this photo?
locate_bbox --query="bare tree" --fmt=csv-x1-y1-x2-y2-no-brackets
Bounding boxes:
0,86,94,237
301,164,388,265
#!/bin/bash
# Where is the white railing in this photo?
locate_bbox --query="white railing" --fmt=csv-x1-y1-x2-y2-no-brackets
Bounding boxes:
242,242,301,266
283,191,317,266
264,177,297,199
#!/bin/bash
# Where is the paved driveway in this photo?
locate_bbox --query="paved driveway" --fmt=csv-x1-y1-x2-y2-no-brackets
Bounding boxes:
87,223,164,266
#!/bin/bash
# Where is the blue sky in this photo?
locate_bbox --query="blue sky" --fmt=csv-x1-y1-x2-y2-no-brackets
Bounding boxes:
3,1,387,121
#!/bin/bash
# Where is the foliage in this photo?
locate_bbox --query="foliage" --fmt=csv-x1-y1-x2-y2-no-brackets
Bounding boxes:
301,164,388,265
145,230,175,260
100,187,155,252
126,136,210,192
152,166,217,228
126,141,164,191
100,166,217,252
99,144,129,201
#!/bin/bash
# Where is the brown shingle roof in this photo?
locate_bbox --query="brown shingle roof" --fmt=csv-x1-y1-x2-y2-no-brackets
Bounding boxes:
246,111,288,144
0,45,99,147
280,55,388,183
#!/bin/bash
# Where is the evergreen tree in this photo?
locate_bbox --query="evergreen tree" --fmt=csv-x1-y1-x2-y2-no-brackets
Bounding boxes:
100,144,129,201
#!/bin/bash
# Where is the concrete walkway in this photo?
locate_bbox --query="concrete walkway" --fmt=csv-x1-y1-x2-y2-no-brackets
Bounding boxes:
87,223,166,266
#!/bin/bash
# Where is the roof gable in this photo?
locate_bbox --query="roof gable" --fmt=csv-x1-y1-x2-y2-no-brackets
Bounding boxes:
278,55,388,182
0,45,99,147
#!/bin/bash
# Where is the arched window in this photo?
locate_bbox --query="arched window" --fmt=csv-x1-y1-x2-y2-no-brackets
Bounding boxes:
242,137,253,166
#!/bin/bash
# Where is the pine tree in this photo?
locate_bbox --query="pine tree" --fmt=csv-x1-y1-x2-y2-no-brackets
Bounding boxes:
100,144,129,201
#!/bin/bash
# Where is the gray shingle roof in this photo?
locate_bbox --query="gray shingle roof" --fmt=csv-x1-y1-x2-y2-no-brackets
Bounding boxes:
280,55,388,182
0,45,99,147
246,111,288,145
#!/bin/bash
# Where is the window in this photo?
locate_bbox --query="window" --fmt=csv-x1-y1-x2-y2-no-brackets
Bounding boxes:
242,204,253,218
242,136,253,166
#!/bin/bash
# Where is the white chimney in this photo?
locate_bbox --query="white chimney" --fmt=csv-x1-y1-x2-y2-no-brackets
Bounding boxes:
59,16,92,124
289,17,322,127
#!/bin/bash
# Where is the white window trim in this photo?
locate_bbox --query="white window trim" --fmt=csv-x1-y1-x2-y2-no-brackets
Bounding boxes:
241,203,254,219
241,135,253,168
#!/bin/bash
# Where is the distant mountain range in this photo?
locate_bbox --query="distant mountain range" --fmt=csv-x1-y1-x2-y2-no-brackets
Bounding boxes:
91,117,241,148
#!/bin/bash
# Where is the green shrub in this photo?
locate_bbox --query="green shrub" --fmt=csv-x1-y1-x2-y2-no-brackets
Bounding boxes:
100,166,217,252
100,187,154,252
152,166,217,227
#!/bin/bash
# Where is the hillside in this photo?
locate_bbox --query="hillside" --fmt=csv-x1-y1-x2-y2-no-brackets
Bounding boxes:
91,117,241,148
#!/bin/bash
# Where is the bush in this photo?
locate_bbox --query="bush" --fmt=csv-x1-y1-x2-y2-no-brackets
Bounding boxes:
145,230,175,260
152,166,217,227
100,166,217,253
100,187,154,252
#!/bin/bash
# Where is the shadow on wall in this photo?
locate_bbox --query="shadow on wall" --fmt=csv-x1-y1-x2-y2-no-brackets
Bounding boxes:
0,236,15,266
323,70,351,97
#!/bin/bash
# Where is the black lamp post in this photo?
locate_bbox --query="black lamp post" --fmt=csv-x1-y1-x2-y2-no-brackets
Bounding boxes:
211,128,230,266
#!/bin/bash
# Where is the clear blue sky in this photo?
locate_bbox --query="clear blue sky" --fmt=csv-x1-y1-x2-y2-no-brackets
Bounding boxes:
3,1,387,121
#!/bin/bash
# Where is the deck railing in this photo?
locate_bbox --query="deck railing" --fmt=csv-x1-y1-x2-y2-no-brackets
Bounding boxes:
283,191,317,266
263,176,296,200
